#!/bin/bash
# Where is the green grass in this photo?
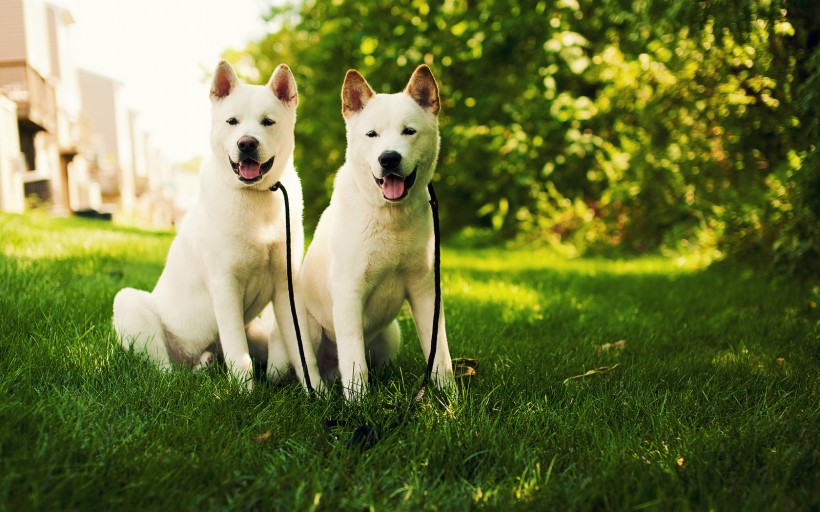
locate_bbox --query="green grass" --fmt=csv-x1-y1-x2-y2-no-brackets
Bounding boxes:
0,212,817,511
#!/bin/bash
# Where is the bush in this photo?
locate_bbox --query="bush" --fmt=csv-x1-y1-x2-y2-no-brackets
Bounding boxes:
227,0,817,276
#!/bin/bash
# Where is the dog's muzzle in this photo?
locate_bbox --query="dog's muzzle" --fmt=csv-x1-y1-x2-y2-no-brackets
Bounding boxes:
374,167,417,202
230,155,274,184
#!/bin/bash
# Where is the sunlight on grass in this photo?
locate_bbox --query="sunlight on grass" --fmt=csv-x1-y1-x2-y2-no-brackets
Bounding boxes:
514,459,555,502
0,213,171,263
710,344,793,377
447,277,544,323
444,247,698,276
62,328,113,375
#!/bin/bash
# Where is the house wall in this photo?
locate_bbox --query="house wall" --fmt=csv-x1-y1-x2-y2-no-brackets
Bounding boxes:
77,69,135,215
0,0,67,210
1,0,169,223
0,93,25,213
20,0,51,76
0,0,27,63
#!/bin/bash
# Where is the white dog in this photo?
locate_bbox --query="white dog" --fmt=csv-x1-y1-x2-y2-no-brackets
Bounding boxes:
112,60,320,391
301,65,454,400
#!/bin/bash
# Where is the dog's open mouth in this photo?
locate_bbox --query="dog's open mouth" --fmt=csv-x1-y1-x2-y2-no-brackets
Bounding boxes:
374,168,417,201
230,156,274,183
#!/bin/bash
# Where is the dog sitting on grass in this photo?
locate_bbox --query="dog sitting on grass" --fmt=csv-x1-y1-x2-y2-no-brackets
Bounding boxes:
112,60,320,391
300,65,455,400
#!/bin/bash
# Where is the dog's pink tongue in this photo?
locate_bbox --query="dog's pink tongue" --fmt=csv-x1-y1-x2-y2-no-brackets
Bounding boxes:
239,160,261,180
382,175,405,200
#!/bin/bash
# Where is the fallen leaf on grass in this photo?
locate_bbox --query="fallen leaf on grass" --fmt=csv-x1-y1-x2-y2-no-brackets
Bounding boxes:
563,364,621,385
253,432,271,443
453,358,479,379
454,357,478,368
596,340,626,357
455,366,476,378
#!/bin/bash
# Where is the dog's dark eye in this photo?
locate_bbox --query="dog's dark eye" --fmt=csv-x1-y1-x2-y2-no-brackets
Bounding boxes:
402,127,417,136
366,130,378,138
261,118,275,127
226,117,238,125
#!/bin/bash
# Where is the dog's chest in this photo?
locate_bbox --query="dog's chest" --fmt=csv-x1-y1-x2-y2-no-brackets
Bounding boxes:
360,235,429,325
361,263,406,332
222,227,281,312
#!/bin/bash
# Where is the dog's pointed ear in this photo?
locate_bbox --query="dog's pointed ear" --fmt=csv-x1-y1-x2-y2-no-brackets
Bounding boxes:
405,64,440,116
210,60,239,101
342,69,375,119
269,64,298,106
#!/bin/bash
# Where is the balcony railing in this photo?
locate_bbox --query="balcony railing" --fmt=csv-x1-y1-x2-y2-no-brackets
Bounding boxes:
0,61,57,133
58,109,93,156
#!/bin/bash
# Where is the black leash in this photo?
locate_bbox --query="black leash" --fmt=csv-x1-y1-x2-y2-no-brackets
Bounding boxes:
415,182,441,401
270,181,314,394
273,180,442,449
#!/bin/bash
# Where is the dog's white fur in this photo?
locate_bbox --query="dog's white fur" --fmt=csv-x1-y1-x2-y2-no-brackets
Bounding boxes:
112,60,320,390
301,65,454,400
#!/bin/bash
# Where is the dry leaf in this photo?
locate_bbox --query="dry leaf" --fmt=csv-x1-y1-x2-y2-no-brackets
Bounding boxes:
563,364,621,385
453,358,478,369
455,366,476,378
596,340,627,357
253,432,272,443
677,457,685,468
453,357,478,379
776,357,785,364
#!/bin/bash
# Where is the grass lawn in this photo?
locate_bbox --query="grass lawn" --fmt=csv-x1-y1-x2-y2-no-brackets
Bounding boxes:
0,212,817,511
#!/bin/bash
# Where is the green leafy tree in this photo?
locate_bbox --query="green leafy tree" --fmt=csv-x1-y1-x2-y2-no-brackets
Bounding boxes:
225,0,817,276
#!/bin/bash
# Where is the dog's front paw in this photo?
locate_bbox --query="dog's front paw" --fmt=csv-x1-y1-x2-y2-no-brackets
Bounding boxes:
434,364,457,394
194,351,215,372
228,353,255,392
266,360,290,384
342,380,368,402
310,380,329,398
340,366,369,402
233,371,254,392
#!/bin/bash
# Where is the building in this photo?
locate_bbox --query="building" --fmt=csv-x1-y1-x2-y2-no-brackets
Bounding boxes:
76,68,135,216
0,0,100,214
0,92,25,213
0,0,176,227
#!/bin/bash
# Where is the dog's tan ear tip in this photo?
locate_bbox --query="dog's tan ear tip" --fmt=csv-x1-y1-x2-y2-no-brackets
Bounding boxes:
344,69,365,82
407,64,437,87
342,70,374,117
405,65,440,115
270,64,298,104
414,64,435,78
211,60,238,99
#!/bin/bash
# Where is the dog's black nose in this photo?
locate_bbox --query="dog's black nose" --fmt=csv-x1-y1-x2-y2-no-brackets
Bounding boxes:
378,150,402,171
237,136,258,153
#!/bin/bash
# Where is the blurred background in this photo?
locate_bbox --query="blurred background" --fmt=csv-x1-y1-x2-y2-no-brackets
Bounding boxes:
0,0,817,277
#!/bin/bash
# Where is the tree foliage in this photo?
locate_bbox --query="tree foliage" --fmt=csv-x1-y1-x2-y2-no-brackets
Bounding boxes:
226,0,818,275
